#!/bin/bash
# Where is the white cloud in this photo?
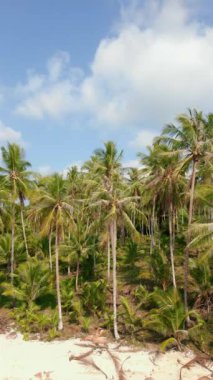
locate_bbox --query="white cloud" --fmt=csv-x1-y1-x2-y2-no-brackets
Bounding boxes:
14,1,213,131
82,0,213,126
0,120,24,145
15,51,82,119
16,81,79,119
62,161,82,178
130,130,157,149
37,161,83,177
47,51,70,82
37,165,52,176
123,159,141,168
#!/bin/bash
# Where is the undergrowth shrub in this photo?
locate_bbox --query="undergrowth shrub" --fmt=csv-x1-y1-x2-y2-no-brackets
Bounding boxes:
81,279,108,315
11,303,58,339
144,288,204,350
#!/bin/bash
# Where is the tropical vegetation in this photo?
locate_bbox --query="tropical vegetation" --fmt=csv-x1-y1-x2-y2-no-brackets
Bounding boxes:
0,109,212,353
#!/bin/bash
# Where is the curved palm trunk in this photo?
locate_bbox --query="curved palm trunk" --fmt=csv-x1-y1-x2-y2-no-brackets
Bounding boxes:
55,225,63,331
184,160,197,314
20,206,29,258
110,218,120,340
169,202,176,288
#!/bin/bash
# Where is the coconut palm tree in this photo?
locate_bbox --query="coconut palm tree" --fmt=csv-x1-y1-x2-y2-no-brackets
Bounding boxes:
86,141,143,339
139,145,162,254
60,206,98,291
140,144,186,288
0,143,32,282
90,182,142,339
84,141,123,283
126,167,144,234
30,174,74,330
159,109,213,312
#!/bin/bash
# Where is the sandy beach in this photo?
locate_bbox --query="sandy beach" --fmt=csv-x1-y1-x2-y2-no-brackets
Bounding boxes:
0,331,212,380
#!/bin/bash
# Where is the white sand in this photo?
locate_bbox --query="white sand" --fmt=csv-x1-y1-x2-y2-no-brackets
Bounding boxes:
0,331,211,380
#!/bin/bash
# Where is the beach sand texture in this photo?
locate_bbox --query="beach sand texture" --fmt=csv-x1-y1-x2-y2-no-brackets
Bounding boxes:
0,332,212,380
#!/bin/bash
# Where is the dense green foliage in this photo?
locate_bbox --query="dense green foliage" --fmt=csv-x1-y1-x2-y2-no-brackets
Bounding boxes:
0,109,212,351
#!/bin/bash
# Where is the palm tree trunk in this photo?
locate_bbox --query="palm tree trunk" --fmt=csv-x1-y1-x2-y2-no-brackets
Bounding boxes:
188,160,197,225
175,208,179,233
75,256,80,292
184,159,197,314
67,230,71,275
20,206,29,258
48,231,53,272
55,225,63,331
107,234,111,282
169,202,176,288
11,218,15,286
110,218,120,340
150,198,156,254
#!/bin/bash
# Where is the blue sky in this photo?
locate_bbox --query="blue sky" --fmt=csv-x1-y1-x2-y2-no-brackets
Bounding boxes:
0,0,213,174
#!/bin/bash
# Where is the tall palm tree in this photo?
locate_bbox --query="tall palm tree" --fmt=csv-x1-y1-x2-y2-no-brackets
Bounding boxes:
90,185,141,340
88,142,141,339
159,109,213,312
139,145,162,254
61,206,98,291
30,174,73,330
126,168,144,232
0,143,32,282
85,141,123,283
140,144,186,288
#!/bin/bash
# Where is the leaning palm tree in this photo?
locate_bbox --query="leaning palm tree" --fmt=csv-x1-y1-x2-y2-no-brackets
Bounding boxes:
30,174,74,330
0,143,32,282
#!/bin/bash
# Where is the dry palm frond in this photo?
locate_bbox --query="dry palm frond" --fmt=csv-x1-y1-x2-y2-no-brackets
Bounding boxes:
75,342,98,349
187,223,213,249
148,350,162,366
107,349,128,380
70,341,130,380
179,354,213,380
69,348,94,361
69,348,108,379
